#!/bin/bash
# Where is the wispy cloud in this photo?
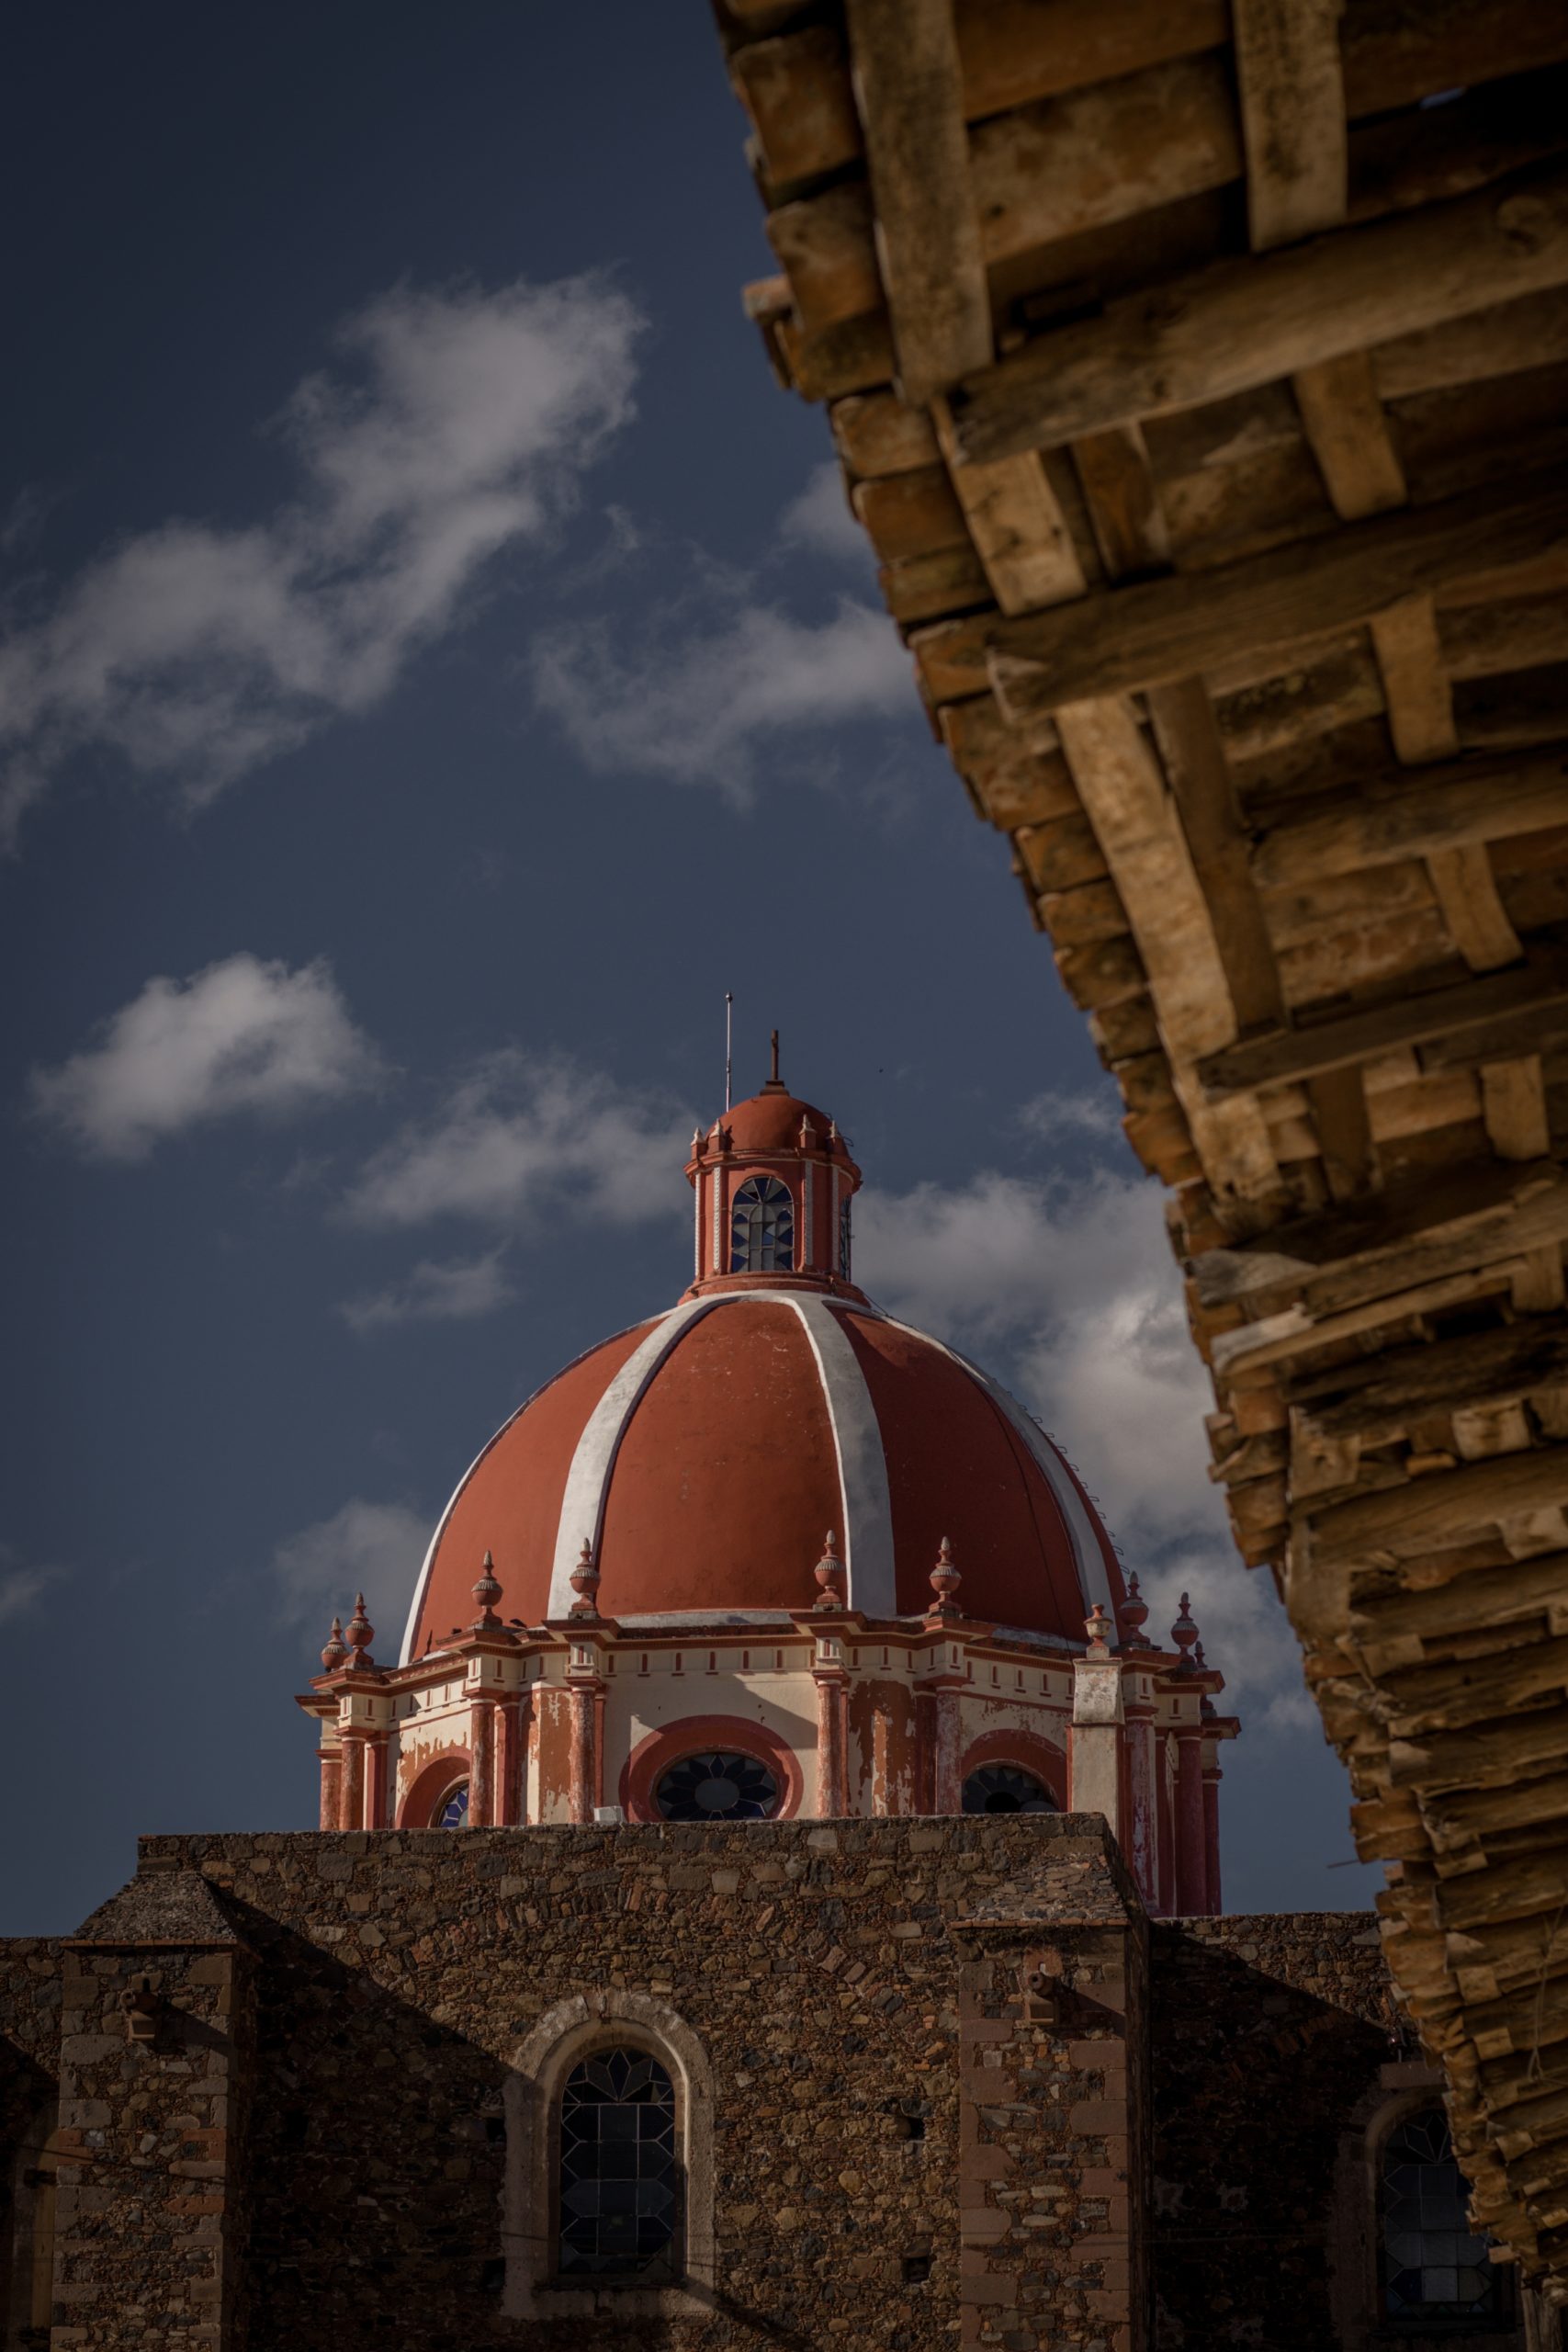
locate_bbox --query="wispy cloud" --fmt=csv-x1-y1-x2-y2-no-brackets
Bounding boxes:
778,462,869,565
0,1545,64,1627
853,1134,1312,1734
29,952,382,1160
531,591,909,797
0,273,645,840
271,1498,431,1655
344,1051,693,1231
1020,1083,1124,1144
339,1246,516,1333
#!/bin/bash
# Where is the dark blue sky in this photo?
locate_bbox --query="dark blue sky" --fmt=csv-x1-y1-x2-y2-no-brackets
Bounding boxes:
0,3,1379,1929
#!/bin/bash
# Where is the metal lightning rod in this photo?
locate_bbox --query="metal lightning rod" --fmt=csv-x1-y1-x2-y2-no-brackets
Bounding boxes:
724,992,733,1113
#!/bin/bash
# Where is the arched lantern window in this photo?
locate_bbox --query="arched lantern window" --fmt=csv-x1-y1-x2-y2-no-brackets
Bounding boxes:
1379,2107,1504,2325
655,1750,780,1821
558,2047,679,2278
962,1763,1057,1815
839,1197,852,1279
730,1176,794,1274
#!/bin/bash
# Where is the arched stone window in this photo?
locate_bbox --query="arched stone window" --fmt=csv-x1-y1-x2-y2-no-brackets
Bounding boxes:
1330,2076,1525,2350
962,1761,1057,1815
730,1176,794,1273
558,2047,678,2278
1377,2106,1504,2328
504,1992,715,2320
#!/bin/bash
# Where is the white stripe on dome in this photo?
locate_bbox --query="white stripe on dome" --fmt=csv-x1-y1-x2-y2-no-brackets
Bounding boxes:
547,1298,718,1616
877,1315,1117,1623
787,1295,897,1617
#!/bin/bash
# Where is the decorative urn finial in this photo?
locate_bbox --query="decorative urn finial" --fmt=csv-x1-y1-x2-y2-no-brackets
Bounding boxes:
1084,1602,1112,1657
321,1614,348,1672
927,1535,962,1620
344,1592,375,1670
471,1549,502,1628
1118,1571,1151,1649
569,1540,602,1620
1171,1592,1200,1670
813,1530,846,1610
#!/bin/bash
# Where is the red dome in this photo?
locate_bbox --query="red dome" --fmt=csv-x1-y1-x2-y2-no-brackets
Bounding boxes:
720,1088,836,1153
400,1292,1123,1659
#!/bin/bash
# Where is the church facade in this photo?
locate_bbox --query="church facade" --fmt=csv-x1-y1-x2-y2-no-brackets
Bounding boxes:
1,1070,1551,2348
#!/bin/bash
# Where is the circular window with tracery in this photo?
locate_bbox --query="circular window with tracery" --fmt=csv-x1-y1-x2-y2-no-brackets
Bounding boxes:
655,1750,779,1821
434,1782,469,1829
963,1763,1056,1815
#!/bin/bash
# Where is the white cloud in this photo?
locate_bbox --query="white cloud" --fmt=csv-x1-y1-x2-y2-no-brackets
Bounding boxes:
29,952,382,1159
853,1144,1311,1736
339,1247,515,1333
344,1051,693,1230
0,1547,63,1626
779,462,868,564
272,1498,431,1657
530,592,909,794
0,273,645,839
1020,1083,1124,1143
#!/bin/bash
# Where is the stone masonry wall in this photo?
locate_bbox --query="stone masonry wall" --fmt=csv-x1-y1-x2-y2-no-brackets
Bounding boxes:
0,1938,64,2342
118,1815,1145,2352
1149,1913,1398,2352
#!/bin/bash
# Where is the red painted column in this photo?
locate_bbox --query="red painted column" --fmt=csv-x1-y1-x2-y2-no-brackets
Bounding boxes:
568,1682,597,1825
493,1695,524,1826
815,1671,849,1816
1121,1687,1156,1907
338,1732,366,1833
1156,1739,1176,1917
1176,1729,1207,1914
367,1734,390,1830
1203,1759,1224,1915
469,1702,494,1827
931,1688,961,1814
870,1696,891,1816
318,1745,341,1832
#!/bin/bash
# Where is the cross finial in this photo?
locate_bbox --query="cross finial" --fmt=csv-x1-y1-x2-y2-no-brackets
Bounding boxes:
770,1028,781,1085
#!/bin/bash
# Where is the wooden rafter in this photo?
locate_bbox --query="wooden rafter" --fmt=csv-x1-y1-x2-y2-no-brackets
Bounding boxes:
716,0,1568,2294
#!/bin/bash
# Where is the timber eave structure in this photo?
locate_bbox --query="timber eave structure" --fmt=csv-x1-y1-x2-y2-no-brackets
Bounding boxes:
711,0,1568,2294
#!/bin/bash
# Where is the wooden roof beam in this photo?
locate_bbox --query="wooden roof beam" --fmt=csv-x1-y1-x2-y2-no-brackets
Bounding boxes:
959,467,1568,719
843,0,990,407
945,157,1568,464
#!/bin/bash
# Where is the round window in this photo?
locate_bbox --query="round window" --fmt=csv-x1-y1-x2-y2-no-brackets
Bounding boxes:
962,1763,1055,1815
655,1749,779,1821
434,1781,469,1829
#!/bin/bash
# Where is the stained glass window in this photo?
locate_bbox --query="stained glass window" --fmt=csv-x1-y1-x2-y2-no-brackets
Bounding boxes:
840,1198,852,1279
655,1750,780,1821
730,1176,794,1273
558,2047,678,2278
1380,2108,1502,2324
435,1782,468,1829
962,1763,1056,1815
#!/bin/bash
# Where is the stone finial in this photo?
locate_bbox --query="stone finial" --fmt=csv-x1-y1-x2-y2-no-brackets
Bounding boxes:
1171,1592,1200,1669
344,1593,375,1669
927,1535,962,1620
1118,1571,1151,1650
471,1549,502,1628
814,1530,847,1611
1084,1602,1113,1657
321,1614,348,1672
691,1126,703,1157
798,1114,816,1149
569,1540,601,1620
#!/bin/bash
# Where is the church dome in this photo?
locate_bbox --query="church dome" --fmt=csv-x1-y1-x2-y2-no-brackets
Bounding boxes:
400,1063,1124,1660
